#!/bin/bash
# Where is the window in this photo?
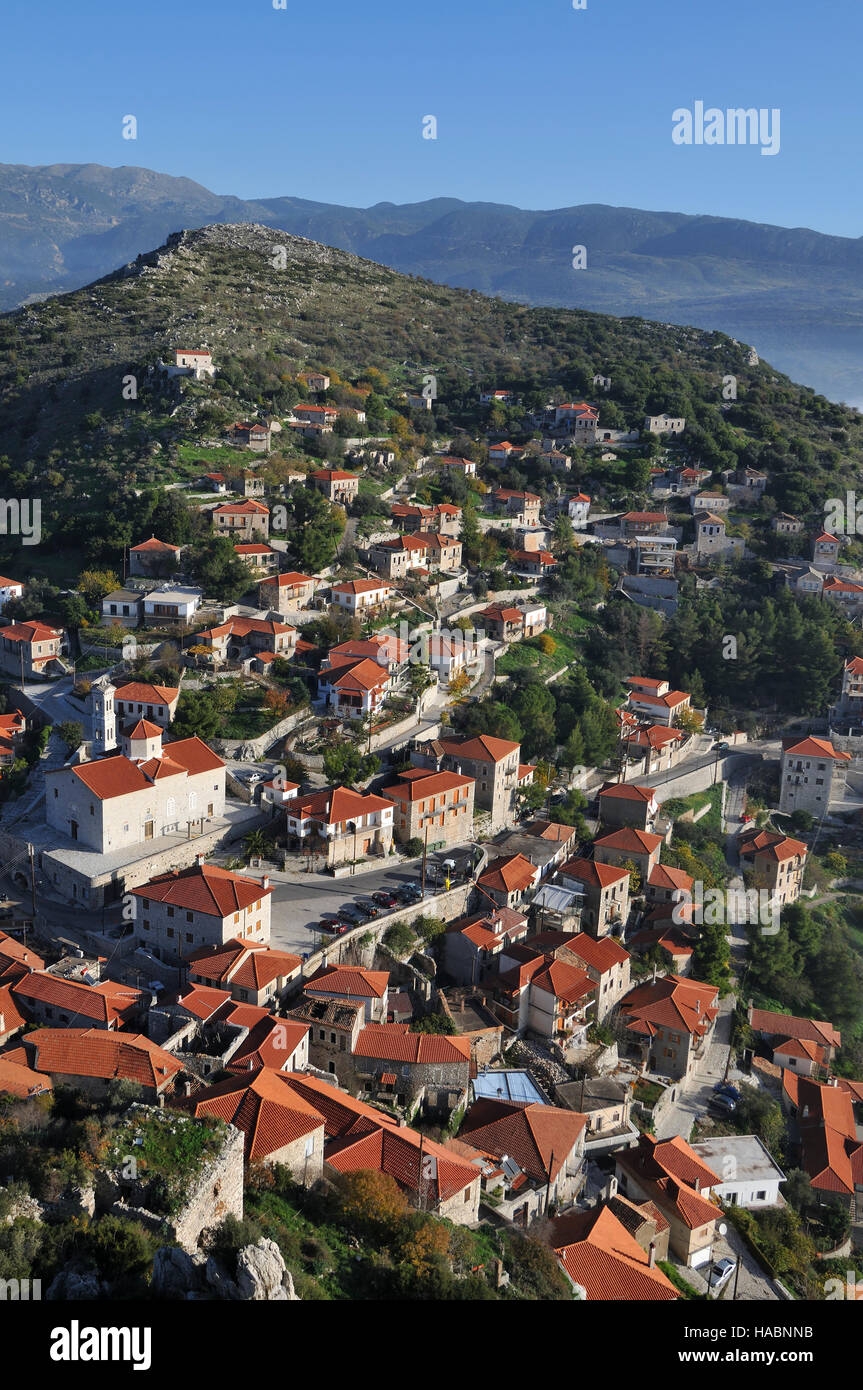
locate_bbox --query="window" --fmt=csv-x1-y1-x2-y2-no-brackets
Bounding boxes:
186,912,193,923
167,906,175,918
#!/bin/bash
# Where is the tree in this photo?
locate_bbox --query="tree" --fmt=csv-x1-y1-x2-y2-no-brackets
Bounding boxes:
322,740,379,787
77,569,121,605
188,537,253,602
57,720,84,750
335,1169,409,1239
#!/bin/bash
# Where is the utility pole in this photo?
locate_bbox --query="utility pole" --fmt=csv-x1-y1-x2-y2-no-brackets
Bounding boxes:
421,820,430,896
27,843,36,944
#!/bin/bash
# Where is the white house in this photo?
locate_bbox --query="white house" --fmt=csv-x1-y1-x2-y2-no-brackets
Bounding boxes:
645,414,685,436
172,349,216,380
0,576,23,615
690,1135,785,1209
567,493,591,529
143,587,202,625
330,579,393,616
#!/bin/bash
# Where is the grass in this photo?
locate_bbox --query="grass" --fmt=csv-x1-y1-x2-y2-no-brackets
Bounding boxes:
222,688,283,739
496,630,580,679
658,1260,703,1299
106,1110,226,1215
662,782,723,831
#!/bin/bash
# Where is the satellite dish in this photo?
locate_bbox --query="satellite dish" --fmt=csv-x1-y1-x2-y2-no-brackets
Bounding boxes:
718,1223,727,1236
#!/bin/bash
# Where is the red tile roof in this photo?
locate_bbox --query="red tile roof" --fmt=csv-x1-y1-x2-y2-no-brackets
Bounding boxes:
477,853,538,895
133,863,271,917
552,1205,678,1301
620,974,718,1039
326,1123,478,1204
460,1099,586,1183
25,1028,182,1090
11,972,147,1026
306,964,390,1001
186,938,301,992
352,1023,470,1065
438,733,520,763
185,1067,323,1160
558,857,629,889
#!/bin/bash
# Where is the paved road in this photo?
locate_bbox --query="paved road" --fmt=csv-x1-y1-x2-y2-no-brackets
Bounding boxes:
262,858,454,958
682,1222,778,1302
654,996,738,1141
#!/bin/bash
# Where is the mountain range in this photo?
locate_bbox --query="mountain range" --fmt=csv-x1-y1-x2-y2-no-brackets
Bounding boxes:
1,161,863,403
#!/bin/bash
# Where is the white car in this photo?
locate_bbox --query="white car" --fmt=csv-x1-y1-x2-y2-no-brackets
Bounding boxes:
708,1257,736,1295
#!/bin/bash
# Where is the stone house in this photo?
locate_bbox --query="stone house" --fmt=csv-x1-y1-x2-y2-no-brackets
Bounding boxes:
9,1028,183,1102
593,827,663,883
185,1068,325,1182
233,542,280,572
285,785,395,867
259,571,318,613
383,768,475,851
556,857,630,938
304,964,390,1025
737,828,807,908
191,616,296,668
128,536,183,578
131,861,273,966
618,975,719,1081
442,907,530,987
476,853,540,910
490,489,541,527
644,414,685,436
350,1023,471,1116
11,974,149,1032
597,782,658,831
45,726,226,857
211,499,270,541
412,732,523,830
185,938,302,1008
288,995,365,1075
0,621,64,679
779,735,851,815
310,469,359,504
458,1098,587,1218
615,1133,720,1268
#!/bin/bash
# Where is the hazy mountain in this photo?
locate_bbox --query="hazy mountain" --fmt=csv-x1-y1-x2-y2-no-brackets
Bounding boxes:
1,162,862,403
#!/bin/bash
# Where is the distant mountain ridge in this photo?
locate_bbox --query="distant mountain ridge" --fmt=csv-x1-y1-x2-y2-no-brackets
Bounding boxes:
1,161,862,403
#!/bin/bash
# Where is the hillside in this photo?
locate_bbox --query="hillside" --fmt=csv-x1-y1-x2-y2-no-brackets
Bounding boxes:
0,221,861,583
2,164,863,401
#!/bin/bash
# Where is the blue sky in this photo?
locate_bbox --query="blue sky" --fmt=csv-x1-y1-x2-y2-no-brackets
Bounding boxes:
4,0,862,236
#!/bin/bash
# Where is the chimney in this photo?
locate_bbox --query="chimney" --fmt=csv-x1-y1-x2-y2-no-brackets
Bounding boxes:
262,874,270,891
196,853,206,868
648,1241,656,1269
694,999,701,1013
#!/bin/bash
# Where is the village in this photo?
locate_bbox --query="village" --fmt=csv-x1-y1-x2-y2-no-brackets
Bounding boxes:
0,345,862,1304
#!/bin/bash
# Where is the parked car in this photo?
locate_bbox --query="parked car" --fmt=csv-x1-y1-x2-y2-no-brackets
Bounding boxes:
708,1093,737,1116
341,906,371,925
707,1257,736,1296
372,891,398,909
355,900,380,918
395,884,423,904
713,1081,741,1101
713,740,730,751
